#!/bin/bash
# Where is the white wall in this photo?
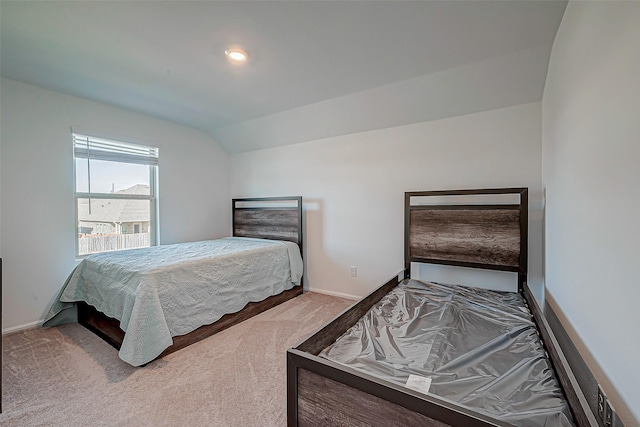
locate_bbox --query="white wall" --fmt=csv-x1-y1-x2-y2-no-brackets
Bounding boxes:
231,102,543,301
542,2,640,422
0,78,230,331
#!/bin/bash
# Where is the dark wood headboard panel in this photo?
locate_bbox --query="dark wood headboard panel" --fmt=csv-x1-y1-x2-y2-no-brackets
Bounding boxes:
232,196,303,254
405,188,528,290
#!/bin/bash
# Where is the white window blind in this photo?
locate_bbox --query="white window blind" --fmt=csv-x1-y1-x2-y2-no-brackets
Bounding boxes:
73,134,159,166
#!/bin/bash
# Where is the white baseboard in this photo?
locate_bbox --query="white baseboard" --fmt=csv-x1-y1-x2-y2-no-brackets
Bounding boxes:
2,320,40,336
307,287,360,301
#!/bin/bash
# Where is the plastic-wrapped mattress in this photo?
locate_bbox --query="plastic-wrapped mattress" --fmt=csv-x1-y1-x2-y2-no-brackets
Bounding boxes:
320,279,574,426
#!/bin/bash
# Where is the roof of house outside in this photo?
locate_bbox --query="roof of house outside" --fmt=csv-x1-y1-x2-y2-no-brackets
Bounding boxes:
78,184,150,223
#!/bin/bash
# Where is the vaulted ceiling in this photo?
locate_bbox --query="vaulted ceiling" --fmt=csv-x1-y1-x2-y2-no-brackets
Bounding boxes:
0,1,567,153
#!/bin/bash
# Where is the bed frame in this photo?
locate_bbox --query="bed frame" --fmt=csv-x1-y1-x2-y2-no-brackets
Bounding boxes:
78,196,304,361
287,188,598,426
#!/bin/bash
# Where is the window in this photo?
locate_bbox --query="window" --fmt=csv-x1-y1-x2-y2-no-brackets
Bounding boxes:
73,133,158,256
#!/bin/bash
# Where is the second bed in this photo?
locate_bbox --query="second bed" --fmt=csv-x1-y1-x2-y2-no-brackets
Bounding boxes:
287,188,596,426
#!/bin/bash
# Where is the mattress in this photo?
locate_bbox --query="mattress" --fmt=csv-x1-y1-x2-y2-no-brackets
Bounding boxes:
320,279,574,426
44,237,303,366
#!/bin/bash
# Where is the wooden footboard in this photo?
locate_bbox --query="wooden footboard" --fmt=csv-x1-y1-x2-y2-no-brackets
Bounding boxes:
287,274,508,427
290,357,495,427
521,283,597,427
80,285,303,360
287,274,596,426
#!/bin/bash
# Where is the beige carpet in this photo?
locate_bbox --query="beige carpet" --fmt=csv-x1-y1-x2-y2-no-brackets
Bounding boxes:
1,292,353,426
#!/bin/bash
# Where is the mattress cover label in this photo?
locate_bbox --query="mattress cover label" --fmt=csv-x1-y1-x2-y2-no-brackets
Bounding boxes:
405,374,432,394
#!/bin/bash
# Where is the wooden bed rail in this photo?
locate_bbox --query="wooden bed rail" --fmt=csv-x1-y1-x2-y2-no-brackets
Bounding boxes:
296,272,400,356
522,283,598,426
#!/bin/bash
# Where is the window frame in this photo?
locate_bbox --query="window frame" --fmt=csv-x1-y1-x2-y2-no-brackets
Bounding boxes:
72,133,158,258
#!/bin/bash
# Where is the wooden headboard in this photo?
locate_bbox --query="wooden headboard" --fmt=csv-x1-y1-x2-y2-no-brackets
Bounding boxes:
404,188,528,291
232,196,303,254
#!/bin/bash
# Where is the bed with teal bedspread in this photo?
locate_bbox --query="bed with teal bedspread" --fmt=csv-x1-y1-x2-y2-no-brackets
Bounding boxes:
44,237,303,366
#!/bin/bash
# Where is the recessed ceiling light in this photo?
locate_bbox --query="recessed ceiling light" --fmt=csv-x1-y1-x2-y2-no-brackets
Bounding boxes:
225,49,249,63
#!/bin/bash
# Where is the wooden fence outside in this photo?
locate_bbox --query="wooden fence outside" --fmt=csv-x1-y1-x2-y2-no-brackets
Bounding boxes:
79,233,150,255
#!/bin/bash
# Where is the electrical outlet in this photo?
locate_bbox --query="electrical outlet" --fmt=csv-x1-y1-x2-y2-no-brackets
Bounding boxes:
605,399,614,427
597,385,614,427
597,385,606,423
350,267,357,277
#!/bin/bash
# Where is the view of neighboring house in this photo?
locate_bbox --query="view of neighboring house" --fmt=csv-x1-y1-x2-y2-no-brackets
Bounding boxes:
77,184,151,254
78,184,150,236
